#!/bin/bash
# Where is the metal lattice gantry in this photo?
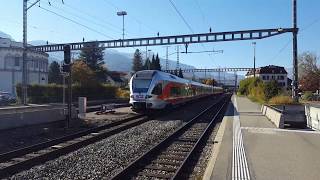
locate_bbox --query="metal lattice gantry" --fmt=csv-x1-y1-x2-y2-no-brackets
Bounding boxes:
164,68,253,73
30,28,294,52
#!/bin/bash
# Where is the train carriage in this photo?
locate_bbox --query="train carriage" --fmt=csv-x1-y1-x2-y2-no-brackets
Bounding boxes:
129,70,222,112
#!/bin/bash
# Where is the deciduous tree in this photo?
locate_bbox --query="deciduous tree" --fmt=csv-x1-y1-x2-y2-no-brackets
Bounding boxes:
79,41,107,82
298,52,320,91
71,60,95,86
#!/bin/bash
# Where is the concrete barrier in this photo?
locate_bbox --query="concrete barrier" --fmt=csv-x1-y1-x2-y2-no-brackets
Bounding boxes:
78,97,87,119
261,105,284,128
261,104,306,128
305,104,320,131
0,105,76,130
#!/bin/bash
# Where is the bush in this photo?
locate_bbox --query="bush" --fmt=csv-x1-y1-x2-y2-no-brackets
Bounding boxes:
248,82,266,102
302,91,313,101
238,78,283,103
268,95,295,105
264,80,280,100
238,77,260,95
116,88,130,98
16,83,118,104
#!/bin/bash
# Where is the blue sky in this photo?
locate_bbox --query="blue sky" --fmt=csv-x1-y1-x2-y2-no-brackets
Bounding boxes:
0,0,319,74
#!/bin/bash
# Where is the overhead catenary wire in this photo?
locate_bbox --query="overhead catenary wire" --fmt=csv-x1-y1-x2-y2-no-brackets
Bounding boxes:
168,0,218,68
38,0,138,52
58,0,145,38
269,17,320,63
34,4,115,39
102,0,160,35
45,2,123,35
168,0,194,33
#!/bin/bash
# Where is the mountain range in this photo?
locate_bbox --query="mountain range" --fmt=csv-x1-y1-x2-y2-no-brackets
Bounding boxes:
1,31,243,84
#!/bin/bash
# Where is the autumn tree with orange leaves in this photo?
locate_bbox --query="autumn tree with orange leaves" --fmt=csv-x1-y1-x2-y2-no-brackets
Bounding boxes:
298,52,320,92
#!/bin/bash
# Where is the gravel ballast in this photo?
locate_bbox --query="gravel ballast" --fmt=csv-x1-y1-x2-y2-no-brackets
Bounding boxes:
10,120,182,179
9,96,221,179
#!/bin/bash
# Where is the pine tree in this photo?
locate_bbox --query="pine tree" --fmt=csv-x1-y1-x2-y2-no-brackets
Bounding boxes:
143,58,151,70
48,61,62,84
155,54,161,70
79,41,107,82
132,49,143,72
79,41,104,69
150,55,156,70
178,68,184,78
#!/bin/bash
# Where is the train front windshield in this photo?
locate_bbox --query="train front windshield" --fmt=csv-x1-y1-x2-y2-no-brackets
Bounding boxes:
132,79,151,93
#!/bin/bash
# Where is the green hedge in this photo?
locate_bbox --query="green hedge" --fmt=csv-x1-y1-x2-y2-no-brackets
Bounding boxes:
238,77,281,103
16,84,117,104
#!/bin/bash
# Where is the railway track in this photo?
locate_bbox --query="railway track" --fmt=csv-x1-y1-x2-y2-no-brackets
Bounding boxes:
0,114,148,178
111,95,230,180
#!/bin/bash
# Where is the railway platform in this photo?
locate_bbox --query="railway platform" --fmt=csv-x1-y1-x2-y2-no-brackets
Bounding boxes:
204,95,320,180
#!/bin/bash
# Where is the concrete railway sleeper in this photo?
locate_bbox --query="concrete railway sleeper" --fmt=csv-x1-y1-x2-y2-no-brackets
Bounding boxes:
111,94,231,180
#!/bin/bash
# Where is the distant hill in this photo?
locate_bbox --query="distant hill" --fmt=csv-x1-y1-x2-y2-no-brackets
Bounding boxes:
0,31,243,83
29,40,244,83
0,31,13,40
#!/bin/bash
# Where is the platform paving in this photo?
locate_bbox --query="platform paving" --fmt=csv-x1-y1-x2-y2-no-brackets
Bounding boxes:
205,95,320,180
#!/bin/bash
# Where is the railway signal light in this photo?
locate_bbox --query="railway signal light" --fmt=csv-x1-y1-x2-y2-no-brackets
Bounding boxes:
62,64,70,72
64,45,71,64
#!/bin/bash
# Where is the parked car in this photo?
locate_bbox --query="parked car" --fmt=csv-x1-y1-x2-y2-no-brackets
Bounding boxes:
0,92,16,106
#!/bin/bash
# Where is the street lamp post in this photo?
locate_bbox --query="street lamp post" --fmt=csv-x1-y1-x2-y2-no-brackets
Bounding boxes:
252,42,256,78
117,11,127,43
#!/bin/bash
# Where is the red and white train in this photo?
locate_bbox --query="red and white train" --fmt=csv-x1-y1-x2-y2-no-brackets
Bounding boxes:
129,70,223,112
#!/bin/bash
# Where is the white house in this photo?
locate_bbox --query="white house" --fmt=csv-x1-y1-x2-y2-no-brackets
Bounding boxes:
245,65,288,88
0,38,49,95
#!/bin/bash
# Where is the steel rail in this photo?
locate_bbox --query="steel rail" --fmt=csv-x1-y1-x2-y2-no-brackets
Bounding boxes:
0,114,147,178
111,95,230,180
0,94,223,178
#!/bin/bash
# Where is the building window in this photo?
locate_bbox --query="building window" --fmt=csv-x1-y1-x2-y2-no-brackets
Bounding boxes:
262,76,266,80
14,57,20,67
266,76,269,80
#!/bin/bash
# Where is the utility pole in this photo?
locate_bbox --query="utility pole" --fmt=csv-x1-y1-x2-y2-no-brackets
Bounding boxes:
292,0,299,102
166,46,169,71
204,67,208,80
252,42,256,78
218,68,221,86
176,46,180,70
22,0,27,105
223,70,225,86
22,0,40,105
234,71,238,92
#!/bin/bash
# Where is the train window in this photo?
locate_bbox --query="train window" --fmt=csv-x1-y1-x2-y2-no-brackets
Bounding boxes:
152,83,162,95
170,87,179,97
133,79,151,93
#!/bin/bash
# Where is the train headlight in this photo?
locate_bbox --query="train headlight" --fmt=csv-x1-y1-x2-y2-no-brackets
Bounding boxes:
130,95,134,98
146,95,152,99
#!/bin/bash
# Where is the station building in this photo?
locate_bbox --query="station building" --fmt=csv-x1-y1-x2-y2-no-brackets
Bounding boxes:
0,38,49,95
245,65,288,88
